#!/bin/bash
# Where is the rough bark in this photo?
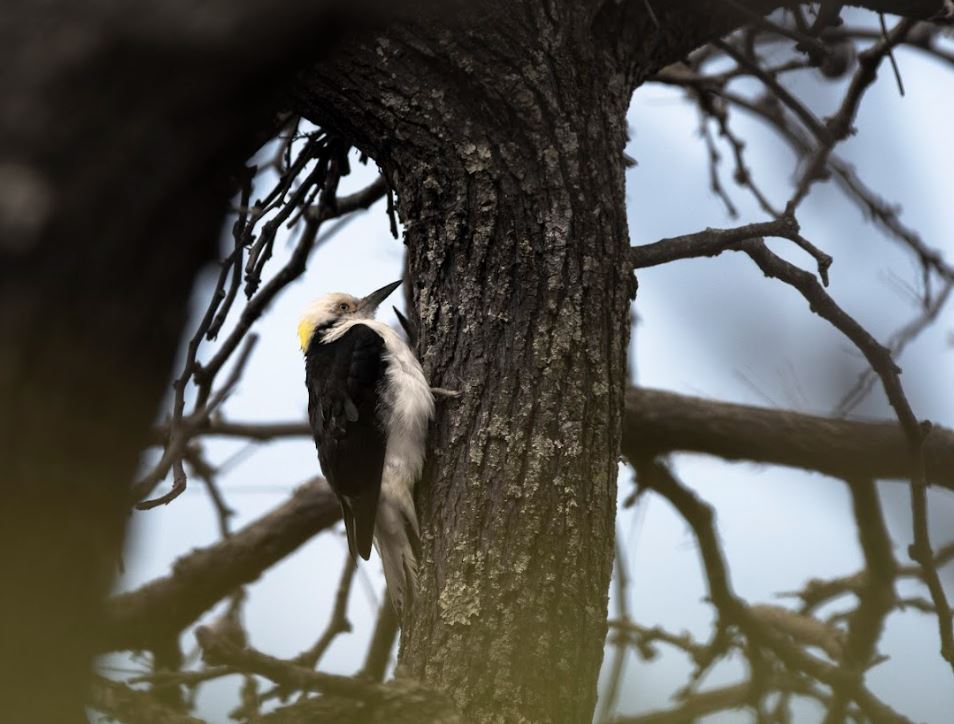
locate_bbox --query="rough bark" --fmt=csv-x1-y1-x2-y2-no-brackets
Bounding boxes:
294,5,639,720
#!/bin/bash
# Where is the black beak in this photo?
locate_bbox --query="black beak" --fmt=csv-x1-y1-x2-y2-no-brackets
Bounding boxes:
357,279,402,314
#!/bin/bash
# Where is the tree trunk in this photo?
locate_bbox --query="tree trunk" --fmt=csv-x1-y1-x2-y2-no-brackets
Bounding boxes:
401,88,634,722
296,6,636,720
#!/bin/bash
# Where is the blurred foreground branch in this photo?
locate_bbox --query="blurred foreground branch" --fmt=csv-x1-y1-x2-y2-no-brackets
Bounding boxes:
103,478,339,652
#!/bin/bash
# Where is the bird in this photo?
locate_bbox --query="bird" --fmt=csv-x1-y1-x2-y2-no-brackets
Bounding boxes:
298,280,434,613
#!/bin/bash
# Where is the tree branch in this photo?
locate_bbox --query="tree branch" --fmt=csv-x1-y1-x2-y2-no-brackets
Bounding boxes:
624,388,954,491
103,478,340,652
629,216,831,283
172,386,954,491
89,676,203,724
196,625,378,700
196,625,461,723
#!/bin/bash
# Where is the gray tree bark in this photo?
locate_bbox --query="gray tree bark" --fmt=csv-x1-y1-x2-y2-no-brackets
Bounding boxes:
294,5,639,720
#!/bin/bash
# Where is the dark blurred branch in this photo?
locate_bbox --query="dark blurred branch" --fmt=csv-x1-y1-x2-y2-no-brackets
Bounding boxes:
169,386,954,491
630,460,911,723
89,676,202,724
610,674,844,724
103,478,340,652
824,479,897,722
197,625,378,700
196,625,461,722
134,334,259,508
0,0,398,714
788,17,916,210
783,541,954,615
624,388,954,491
361,600,401,682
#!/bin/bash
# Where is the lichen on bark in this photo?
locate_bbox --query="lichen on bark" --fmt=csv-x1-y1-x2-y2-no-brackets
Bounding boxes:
294,4,640,721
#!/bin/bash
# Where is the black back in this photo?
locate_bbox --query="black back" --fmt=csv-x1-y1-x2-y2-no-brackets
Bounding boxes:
305,323,387,560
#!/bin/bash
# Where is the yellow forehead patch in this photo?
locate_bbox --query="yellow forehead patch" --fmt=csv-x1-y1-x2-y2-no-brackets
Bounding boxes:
298,319,315,352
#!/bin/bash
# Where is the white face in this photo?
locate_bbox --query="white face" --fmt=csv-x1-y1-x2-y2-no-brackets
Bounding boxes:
297,292,370,351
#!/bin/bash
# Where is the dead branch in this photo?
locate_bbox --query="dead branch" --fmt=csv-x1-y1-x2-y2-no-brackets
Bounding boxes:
89,676,203,724
196,625,377,700
783,541,954,612
824,479,898,722
103,478,340,652
629,459,912,724
361,600,401,682
624,388,954,491
629,215,832,284
196,625,461,723
750,605,846,661
610,674,846,724
168,386,954,490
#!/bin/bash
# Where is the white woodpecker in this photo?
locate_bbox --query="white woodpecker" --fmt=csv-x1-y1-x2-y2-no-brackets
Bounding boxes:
298,280,434,614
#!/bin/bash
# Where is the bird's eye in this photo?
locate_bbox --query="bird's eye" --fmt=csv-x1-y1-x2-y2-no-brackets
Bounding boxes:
338,302,350,312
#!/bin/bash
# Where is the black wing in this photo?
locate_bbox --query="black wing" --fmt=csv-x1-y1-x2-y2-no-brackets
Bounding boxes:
305,323,387,560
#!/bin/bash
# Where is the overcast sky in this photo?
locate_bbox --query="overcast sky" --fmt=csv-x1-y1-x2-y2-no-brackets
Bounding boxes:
107,28,954,724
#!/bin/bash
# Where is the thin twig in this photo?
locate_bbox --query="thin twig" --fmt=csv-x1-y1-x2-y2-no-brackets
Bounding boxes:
134,334,259,508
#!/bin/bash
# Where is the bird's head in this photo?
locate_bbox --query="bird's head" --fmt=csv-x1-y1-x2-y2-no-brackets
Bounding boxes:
297,279,402,352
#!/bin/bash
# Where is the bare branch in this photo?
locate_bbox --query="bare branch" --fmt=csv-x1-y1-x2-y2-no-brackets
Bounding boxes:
630,215,832,284
624,388,954,491
361,600,400,682
782,541,954,612
196,626,461,722
749,605,846,661
607,619,711,664
610,675,834,724
133,334,259,508
103,478,340,652
196,626,378,700
629,460,912,724
296,553,357,670
732,239,954,670
824,479,897,722
713,38,834,146
89,676,202,724
788,17,917,210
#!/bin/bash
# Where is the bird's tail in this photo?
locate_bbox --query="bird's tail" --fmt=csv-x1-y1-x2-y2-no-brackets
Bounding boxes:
374,475,420,616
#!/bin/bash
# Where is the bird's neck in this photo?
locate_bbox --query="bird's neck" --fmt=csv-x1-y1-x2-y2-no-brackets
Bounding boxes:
299,318,340,354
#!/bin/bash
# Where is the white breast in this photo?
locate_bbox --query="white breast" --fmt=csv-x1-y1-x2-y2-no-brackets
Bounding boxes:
323,318,433,611
323,318,434,481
